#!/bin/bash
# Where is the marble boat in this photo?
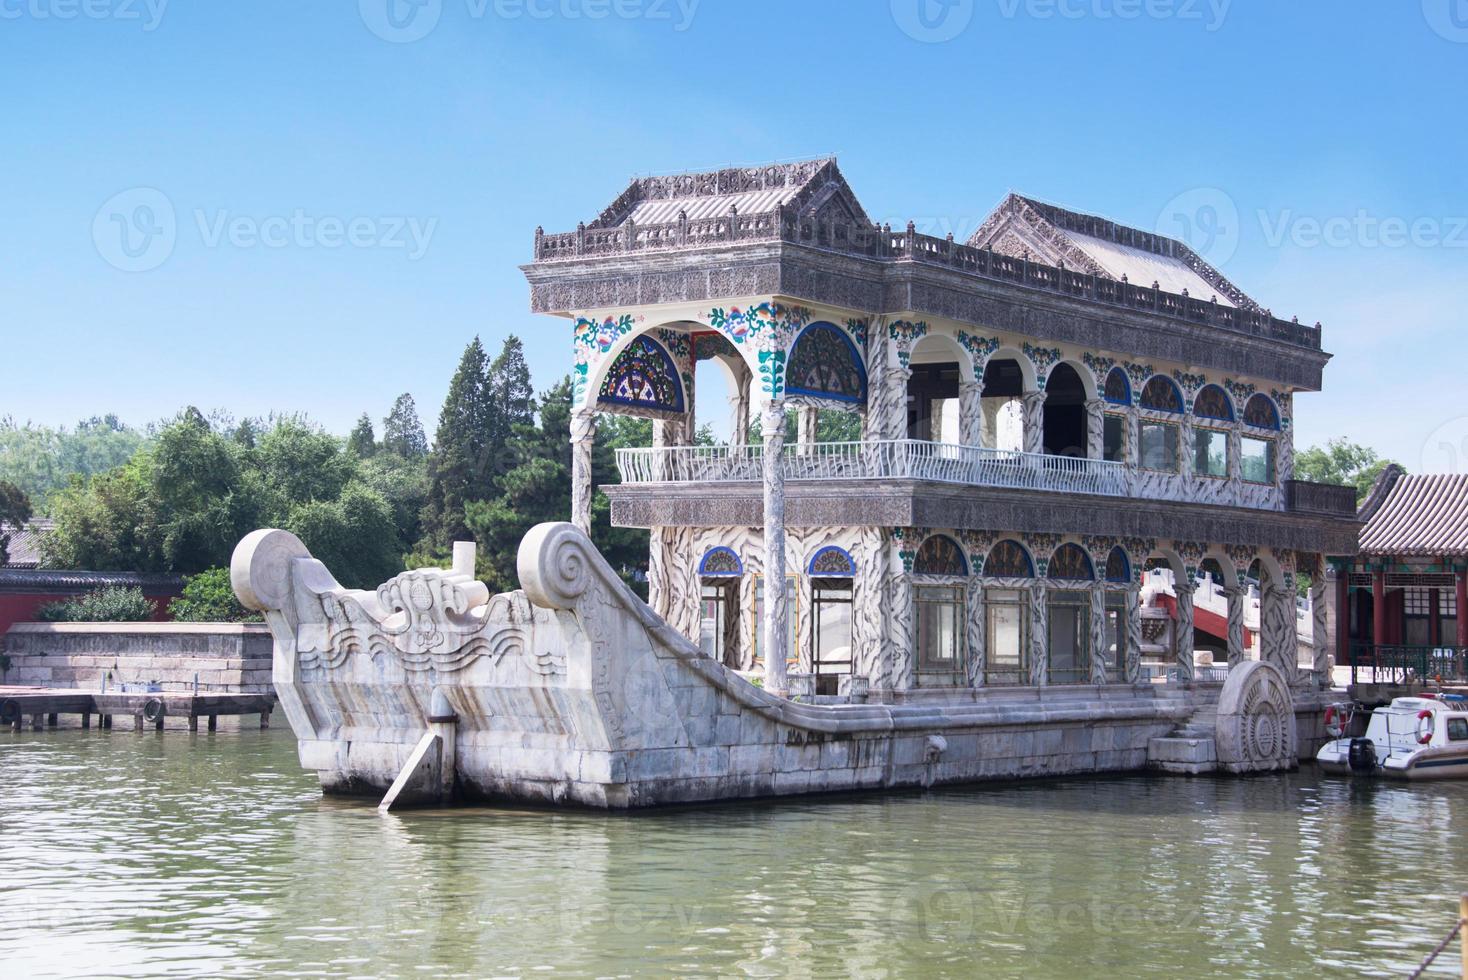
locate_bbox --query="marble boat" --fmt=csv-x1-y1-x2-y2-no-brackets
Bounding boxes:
232,522,1326,809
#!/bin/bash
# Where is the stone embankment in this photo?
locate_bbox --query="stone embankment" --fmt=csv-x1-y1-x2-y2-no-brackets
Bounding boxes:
1,623,272,693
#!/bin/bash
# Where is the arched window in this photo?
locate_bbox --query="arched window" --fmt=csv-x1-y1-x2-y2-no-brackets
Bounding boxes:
912,534,966,679
807,546,855,693
1103,367,1131,406
698,547,742,577
913,535,968,577
1047,544,1095,581
1192,385,1234,422
1104,547,1131,584
983,539,1033,578
1243,394,1280,430
808,546,856,577
1139,376,1184,413
597,335,685,414
785,322,867,404
697,547,742,668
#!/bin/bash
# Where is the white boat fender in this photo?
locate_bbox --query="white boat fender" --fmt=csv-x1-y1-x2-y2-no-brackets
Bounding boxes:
1324,704,1346,738
1416,709,1435,746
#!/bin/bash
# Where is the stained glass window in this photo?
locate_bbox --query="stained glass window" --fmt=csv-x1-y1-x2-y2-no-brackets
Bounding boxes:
1103,367,1131,406
1139,376,1183,413
698,547,743,577
785,322,867,404
1243,394,1280,430
913,535,968,577
1104,547,1131,584
808,546,856,577
984,539,1033,578
597,335,685,414
1048,544,1095,581
1192,385,1234,422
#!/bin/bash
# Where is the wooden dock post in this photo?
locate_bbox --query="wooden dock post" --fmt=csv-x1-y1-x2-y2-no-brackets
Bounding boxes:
133,713,143,732
47,713,58,727
188,713,198,732
1459,892,1466,980
208,714,217,732
31,713,43,731
81,712,90,730
260,707,270,729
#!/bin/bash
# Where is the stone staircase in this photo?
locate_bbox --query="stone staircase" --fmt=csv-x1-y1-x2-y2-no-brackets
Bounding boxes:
1147,707,1219,774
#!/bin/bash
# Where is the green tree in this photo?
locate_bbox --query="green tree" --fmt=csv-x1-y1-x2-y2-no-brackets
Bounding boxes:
1294,438,1397,503
169,566,260,622
487,335,536,480
285,481,401,589
38,586,154,622
346,414,378,458
382,393,428,459
0,479,32,566
420,339,493,550
0,414,147,509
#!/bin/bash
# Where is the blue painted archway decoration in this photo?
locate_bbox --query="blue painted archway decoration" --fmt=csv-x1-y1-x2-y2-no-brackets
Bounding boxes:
597,334,685,415
698,546,743,577
807,545,856,577
784,321,867,404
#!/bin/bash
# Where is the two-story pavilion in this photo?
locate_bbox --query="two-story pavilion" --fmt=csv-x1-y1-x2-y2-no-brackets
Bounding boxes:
522,158,1359,700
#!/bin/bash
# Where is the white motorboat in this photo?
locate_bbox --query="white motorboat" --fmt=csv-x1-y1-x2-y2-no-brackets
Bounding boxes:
1317,694,1468,780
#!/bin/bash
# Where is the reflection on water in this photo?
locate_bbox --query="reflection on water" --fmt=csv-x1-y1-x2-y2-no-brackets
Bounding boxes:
2,728,1465,977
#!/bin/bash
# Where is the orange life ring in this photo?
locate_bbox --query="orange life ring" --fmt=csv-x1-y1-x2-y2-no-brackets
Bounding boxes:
1416,709,1435,745
1324,705,1344,738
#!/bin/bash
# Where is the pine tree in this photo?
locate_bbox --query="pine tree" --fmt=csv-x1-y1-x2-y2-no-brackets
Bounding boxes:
346,414,377,458
382,393,428,459
419,340,492,549
486,336,535,483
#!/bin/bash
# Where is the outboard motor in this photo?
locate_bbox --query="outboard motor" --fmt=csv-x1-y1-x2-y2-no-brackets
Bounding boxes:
1348,738,1378,772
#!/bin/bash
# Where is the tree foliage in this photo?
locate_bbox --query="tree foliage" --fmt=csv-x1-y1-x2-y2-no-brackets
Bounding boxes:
169,566,260,622
0,415,147,509
1294,438,1398,503
346,414,377,458
0,479,31,566
38,586,155,623
382,393,428,459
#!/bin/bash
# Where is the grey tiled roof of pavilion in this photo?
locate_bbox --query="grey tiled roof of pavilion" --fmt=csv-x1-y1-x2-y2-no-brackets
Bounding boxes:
1358,465,1468,557
1,518,54,569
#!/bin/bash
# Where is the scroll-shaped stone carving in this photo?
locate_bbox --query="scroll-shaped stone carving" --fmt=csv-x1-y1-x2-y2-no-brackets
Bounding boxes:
1215,661,1297,773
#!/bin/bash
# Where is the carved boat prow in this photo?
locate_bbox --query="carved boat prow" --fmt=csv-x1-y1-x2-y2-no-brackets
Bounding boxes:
233,522,1318,809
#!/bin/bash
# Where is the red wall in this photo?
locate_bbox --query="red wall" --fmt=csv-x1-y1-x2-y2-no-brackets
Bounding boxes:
0,593,172,637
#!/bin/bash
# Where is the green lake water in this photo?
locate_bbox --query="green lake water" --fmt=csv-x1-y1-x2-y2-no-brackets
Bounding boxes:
2,727,1465,978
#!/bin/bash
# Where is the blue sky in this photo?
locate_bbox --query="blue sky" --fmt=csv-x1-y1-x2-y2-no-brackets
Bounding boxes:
3,0,1465,471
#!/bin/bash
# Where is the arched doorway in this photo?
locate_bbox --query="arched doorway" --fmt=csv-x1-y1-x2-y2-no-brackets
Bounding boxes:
1043,363,1087,457
981,357,1026,450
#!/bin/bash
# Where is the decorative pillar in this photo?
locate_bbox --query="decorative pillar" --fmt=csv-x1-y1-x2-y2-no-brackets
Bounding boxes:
851,526,886,688
1457,567,1468,649
1029,581,1048,686
1022,390,1047,456
569,408,596,535
1085,398,1106,461
681,361,697,445
761,405,788,696
966,577,986,687
1334,565,1350,670
1310,567,1330,688
1225,583,1247,668
1371,567,1386,656
1263,583,1299,682
890,550,915,692
1124,586,1143,683
730,366,752,446
959,380,984,447
1175,580,1196,682
1124,407,1140,494
1227,426,1243,483
1089,585,1108,684
796,405,819,455
981,397,1002,448
1179,417,1196,479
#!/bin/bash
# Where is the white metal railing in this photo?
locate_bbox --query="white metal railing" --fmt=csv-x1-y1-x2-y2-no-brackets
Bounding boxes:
614,440,1128,497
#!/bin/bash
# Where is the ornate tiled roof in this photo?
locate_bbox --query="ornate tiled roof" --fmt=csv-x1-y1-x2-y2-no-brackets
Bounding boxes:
0,568,185,594
1358,465,1468,557
1,518,54,569
967,194,1259,312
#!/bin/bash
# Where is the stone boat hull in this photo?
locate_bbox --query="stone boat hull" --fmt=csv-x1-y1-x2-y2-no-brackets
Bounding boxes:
231,523,1318,808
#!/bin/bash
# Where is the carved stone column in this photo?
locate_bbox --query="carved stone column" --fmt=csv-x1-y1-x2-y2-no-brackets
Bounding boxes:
1029,581,1048,686
981,397,1002,448
1179,417,1196,480
851,526,886,689
1175,580,1196,682
1089,585,1108,684
1022,390,1047,456
1124,586,1143,683
1225,584,1247,668
1227,426,1242,482
1277,428,1294,484
1262,583,1299,683
890,561,914,691
879,366,912,441
966,577,986,687
1085,398,1106,461
796,405,819,455
730,365,752,446
569,408,596,535
1310,569,1330,688
958,380,984,447
760,405,788,696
